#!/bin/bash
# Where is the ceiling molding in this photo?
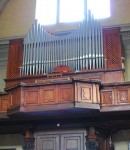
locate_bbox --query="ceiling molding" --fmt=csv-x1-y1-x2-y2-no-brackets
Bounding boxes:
0,35,24,44
0,0,9,14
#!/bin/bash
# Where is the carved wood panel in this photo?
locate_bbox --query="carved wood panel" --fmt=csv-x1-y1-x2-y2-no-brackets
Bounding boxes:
40,86,57,104
101,90,113,105
58,84,74,103
25,87,39,105
117,90,129,104
76,83,92,103
11,91,18,106
0,95,8,111
101,87,130,107
10,88,21,107
75,82,100,104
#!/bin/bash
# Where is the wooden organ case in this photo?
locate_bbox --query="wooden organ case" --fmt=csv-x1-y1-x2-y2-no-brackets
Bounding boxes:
0,10,129,150
3,12,127,115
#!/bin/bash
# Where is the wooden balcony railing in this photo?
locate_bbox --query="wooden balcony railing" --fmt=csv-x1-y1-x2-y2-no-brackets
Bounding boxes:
1,78,130,116
6,78,100,115
101,82,130,111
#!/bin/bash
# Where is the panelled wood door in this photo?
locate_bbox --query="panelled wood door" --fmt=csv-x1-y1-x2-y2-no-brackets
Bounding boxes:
35,130,86,150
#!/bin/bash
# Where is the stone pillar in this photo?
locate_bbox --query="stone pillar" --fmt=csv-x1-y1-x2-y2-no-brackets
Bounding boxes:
86,127,99,150
22,130,35,150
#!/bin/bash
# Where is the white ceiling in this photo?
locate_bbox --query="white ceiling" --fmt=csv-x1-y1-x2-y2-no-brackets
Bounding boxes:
0,0,9,14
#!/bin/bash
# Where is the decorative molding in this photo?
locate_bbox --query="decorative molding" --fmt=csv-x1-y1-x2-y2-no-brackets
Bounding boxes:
81,87,91,100
25,88,39,105
118,90,128,103
103,23,130,32
101,90,112,105
0,94,8,111
0,36,24,45
43,89,55,103
76,83,93,103
59,85,73,103
121,31,130,37
41,86,56,104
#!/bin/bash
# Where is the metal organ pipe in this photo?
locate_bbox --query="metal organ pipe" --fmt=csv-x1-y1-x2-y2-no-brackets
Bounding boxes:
21,11,104,76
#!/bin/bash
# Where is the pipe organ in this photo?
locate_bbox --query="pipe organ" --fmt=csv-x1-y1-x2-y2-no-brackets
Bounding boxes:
21,11,104,76
6,12,123,81
0,3,127,150
1,8,126,150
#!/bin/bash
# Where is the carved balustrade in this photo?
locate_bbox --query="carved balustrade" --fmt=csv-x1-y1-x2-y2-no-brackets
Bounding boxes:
1,78,130,115
101,82,130,111
6,77,100,115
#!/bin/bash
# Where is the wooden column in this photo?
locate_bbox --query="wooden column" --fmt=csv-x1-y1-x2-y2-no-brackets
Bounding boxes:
22,130,35,150
6,38,23,79
85,127,114,150
86,127,99,150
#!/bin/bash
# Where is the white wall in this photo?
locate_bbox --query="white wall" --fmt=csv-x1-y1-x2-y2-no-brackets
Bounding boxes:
114,141,129,150
113,129,130,150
